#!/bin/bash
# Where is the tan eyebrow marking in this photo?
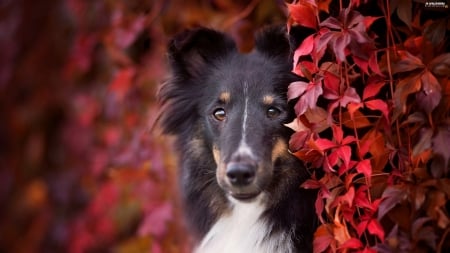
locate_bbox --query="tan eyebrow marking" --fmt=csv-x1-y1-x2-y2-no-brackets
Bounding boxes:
219,91,231,103
263,95,274,105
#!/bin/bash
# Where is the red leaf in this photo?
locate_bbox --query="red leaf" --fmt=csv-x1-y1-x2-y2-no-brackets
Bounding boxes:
288,3,318,29
347,102,363,119
356,220,369,237
354,186,372,209
369,52,384,76
293,35,315,67
363,16,382,29
365,99,389,119
339,238,363,250
317,0,332,13
109,67,135,100
315,138,336,151
323,71,341,100
355,159,372,184
301,179,322,189
362,247,378,253
294,61,319,78
340,186,355,207
315,192,325,219
336,145,352,170
313,225,334,253
353,55,369,74
367,219,385,241
332,124,343,143
363,76,386,100
289,131,310,151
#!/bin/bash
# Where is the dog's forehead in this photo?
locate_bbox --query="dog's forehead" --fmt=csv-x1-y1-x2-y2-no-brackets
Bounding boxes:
213,54,284,93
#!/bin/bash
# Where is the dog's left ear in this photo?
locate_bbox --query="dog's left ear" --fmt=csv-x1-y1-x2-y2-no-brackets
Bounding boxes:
254,26,292,60
167,27,237,78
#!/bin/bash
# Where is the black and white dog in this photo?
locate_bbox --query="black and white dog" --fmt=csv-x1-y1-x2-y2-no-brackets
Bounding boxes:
158,26,317,253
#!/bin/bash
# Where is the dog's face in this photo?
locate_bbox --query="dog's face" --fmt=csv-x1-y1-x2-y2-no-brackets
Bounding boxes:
202,57,295,201
160,26,299,202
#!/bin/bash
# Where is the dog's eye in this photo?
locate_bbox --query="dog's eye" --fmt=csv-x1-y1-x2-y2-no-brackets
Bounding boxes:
266,107,281,119
213,108,226,121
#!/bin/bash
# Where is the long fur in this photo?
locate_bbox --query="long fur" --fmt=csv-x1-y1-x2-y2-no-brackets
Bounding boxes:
158,26,317,253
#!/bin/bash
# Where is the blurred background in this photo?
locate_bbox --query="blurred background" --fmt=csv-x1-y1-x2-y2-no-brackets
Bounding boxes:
0,0,289,252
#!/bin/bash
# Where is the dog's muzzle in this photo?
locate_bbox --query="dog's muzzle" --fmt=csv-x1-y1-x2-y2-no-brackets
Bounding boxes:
226,161,257,187
224,155,262,201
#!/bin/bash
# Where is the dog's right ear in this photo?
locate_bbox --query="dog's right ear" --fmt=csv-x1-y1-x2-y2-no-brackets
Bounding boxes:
167,28,237,78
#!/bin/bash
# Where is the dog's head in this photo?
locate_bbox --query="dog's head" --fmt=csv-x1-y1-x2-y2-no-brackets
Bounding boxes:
159,26,301,202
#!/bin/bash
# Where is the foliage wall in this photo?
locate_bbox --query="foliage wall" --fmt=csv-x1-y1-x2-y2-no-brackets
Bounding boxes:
287,0,449,252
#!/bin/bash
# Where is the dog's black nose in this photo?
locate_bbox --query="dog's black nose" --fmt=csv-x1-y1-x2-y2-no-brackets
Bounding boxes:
226,162,256,186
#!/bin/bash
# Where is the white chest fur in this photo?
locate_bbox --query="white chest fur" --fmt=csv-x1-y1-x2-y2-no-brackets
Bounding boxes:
194,199,293,253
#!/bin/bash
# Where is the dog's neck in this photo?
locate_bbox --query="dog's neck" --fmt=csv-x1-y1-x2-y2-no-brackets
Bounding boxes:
194,194,294,253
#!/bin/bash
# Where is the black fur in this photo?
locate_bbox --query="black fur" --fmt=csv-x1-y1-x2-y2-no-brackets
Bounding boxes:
158,26,317,252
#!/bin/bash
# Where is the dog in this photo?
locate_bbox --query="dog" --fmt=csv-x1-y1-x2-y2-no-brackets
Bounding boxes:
158,26,317,253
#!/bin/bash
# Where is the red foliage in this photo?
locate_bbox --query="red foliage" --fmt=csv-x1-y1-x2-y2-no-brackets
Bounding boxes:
288,0,450,252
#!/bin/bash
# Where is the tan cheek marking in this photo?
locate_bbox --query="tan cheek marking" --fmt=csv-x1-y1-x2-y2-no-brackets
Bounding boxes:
263,95,274,105
213,145,221,165
272,138,289,162
213,145,227,178
219,91,231,103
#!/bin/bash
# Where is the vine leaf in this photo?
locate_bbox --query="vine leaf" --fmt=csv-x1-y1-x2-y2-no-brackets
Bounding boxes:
288,2,318,29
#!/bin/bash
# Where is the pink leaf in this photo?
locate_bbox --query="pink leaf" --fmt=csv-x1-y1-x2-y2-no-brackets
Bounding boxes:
320,16,341,30
294,81,323,116
332,32,351,62
340,87,361,107
287,81,309,100
138,202,173,237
